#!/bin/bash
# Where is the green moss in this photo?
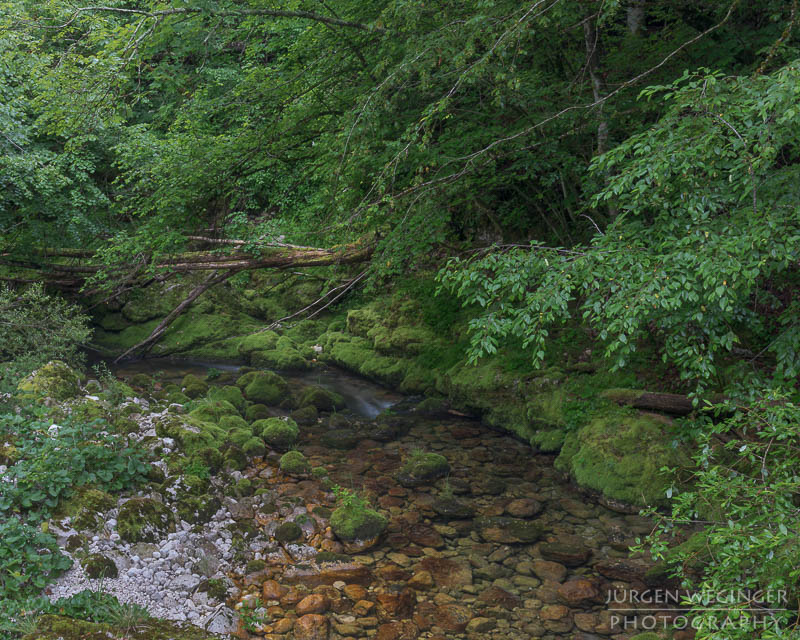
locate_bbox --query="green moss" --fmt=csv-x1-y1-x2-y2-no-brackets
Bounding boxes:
155,415,227,457
189,447,224,474
223,445,248,471
27,614,223,640
182,374,209,399
275,521,303,543
298,386,345,412
17,360,81,400
245,403,271,422
324,334,409,387
242,437,267,457
82,553,118,579
177,494,221,524
206,578,228,601
526,388,567,429
253,417,299,450
242,371,288,405
245,558,267,574
167,391,191,405
554,411,690,507
279,450,310,475
238,330,280,357
117,497,174,543
188,399,239,422
530,428,565,452
207,385,246,412
219,414,249,431
346,307,382,337
251,345,310,371
397,451,450,486
290,405,318,425
229,427,255,448
330,505,388,541
98,311,129,331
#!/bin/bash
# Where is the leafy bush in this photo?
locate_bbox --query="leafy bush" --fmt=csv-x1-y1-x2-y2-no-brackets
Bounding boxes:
641,392,800,639
0,518,71,599
0,284,91,389
0,411,148,523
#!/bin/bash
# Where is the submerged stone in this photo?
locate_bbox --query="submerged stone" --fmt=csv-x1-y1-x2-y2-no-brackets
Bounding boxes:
474,517,544,544
396,452,450,487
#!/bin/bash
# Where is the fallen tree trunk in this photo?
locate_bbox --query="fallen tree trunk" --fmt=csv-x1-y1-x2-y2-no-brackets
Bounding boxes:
600,388,722,415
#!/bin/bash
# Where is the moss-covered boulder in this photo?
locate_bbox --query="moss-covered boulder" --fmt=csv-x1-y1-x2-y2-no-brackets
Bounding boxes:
346,307,382,337
189,399,240,423
177,494,222,524
245,403,271,422
252,417,299,450
397,452,450,487
239,371,288,405
118,497,174,543
321,332,410,387
238,330,280,357
82,553,118,579
290,405,318,426
298,386,345,412
26,614,225,640
207,385,246,412
182,374,209,399
251,336,311,371
330,505,388,543
554,411,690,508
275,521,303,543
17,360,81,400
279,450,310,475
242,437,267,457
320,429,360,450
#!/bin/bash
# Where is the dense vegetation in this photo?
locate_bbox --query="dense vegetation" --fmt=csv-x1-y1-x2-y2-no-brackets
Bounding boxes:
1,1,799,638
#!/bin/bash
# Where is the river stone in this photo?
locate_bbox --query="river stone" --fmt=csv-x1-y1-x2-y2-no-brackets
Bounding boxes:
474,517,544,544
283,562,373,587
376,585,416,619
531,559,567,583
505,498,543,518
435,603,472,632
396,452,450,487
376,620,420,640
477,585,521,610
320,428,361,450
418,556,472,588
431,496,475,519
557,577,602,605
296,593,330,615
594,559,651,583
539,541,592,566
407,524,444,548
294,613,329,640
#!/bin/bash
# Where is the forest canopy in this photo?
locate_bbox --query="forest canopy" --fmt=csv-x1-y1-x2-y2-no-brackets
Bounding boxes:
0,0,798,385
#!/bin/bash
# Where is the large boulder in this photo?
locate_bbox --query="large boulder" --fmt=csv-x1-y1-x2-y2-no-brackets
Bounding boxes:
17,361,81,400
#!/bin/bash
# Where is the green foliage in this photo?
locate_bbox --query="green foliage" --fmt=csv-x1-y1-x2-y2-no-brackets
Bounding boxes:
0,411,148,523
640,392,800,639
0,285,91,389
331,485,370,512
440,61,800,393
0,518,71,599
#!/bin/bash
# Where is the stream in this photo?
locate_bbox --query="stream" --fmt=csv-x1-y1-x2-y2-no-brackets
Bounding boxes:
62,357,672,639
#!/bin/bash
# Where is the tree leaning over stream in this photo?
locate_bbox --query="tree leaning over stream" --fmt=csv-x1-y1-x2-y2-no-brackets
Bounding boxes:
0,0,798,377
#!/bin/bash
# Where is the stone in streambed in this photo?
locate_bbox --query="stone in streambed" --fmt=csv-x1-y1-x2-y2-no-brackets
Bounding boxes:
431,495,475,519
396,452,450,488
320,428,361,450
294,613,329,640
539,540,592,567
474,516,544,544
82,553,117,579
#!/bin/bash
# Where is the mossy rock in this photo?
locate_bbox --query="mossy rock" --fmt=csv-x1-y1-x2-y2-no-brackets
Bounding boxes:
251,346,310,371
17,360,81,400
219,414,249,432
242,437,267,457
155,415,227,457
98,311,129,331
431,496,476,519
177,494,221,524
189,447,224,474
25,614,224,640
321,428,361,450
245,558,267,574
531,428,565,453
298,386,345,412
290,405,318,426
321,333,409,387
330,504,388,542
167,391,191,405
182,374,209,399
82,553,118,579
526,388,567,429
245,403,271,422
207,385,246,412
397,452,450,487
238,330,280,357
117,497,174,543
223,445,248,471
229,427,255,448
346,307,382,337
279,450,310,475
415,396,449,417
252,417,299,451
554,411,690,508
275,521,303,543
240,371,288,405
189,399,240,423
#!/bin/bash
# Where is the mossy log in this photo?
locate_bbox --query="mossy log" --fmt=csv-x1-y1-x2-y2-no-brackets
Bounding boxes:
601,388,722,415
